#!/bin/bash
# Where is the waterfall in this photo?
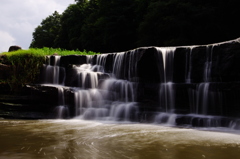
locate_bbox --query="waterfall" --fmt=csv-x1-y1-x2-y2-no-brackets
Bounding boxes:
185,47,195,83
153,47,178,125
196,83,210,114
42,56,68,118
43,56,65,85
153,44,237,129
157,48,176,114
195,45,222,115
41,51,139,121
74,89,107,119
195,46,213,114
54,86,69,119
38,39,240,130
73,64,100,88
72,52,139,121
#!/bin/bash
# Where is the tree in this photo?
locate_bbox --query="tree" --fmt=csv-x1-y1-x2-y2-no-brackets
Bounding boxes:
30,11,61,48
30,0,240,52
137,0,194,47
79,0,102,52
54,2,89,50
92,0,137,52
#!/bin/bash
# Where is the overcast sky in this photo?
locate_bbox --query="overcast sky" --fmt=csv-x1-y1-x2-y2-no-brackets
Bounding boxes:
0,0,75,52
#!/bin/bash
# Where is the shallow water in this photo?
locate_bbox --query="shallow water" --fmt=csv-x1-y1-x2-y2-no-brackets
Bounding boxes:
0,119,240,159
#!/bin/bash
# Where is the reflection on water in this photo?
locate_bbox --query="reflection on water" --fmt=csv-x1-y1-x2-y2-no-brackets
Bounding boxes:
0,119,240,159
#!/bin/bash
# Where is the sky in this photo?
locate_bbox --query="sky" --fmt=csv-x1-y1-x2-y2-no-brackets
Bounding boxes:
0,0,75,52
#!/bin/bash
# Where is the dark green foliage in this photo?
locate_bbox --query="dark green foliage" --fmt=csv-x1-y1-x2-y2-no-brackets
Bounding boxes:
54,3,88,50
30,11,61,48
30,0,240,52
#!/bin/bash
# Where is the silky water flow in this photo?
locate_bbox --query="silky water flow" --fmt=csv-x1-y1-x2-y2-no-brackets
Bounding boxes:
42,53,138,122
41,46,240,130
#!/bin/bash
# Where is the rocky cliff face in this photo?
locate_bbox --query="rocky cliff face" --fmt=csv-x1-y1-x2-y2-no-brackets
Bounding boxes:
1,38,240,129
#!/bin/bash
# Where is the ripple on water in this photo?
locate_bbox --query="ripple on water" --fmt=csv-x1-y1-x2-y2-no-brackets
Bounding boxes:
0,119,240,159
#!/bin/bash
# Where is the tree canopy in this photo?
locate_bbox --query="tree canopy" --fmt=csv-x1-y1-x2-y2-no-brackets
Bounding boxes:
30,11,61,48
30,0,240,52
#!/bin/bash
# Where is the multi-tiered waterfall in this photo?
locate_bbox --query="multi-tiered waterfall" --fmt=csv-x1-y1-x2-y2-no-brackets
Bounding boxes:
42,52,140,121
39,38,240,130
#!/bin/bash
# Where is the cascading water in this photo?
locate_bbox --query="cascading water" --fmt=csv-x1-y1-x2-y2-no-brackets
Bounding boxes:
42,52,139,122
155,47,177,125
74,52,139,121
195,45,213,114
185,45,224,127
154,43,240,129
185,47,195,83
39,39,240,130
43,56,65,85
54,86,69,119
42,56,68,118
74,64,100,88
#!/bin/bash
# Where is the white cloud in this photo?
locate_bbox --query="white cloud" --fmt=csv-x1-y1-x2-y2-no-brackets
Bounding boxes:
0,0,74,52
0,31,16,52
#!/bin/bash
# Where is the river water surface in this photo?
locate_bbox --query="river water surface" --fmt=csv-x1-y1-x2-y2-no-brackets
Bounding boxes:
0,119,240,159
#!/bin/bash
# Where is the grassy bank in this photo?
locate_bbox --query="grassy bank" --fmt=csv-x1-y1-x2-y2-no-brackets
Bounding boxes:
1,47,99,56
0,48,99,92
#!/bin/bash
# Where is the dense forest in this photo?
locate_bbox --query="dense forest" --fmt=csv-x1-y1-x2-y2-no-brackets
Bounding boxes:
30,0,240,53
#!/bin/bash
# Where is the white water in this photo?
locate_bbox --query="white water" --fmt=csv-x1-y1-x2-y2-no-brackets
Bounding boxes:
185,46,195,83
43,56,65,85
157,48,176,113
40,47,240,130
74,64,100,88
42,53,138,121
55,86,68,119
154,46,239,129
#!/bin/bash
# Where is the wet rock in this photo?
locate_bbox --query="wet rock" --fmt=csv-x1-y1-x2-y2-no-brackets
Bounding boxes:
0,63,12,81
8,45,22,52
0,84,60,119
60,55,87,67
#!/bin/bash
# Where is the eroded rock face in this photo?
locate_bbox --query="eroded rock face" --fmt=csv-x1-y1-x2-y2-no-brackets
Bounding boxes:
0,64,12,80
0,84,60,119
8,45,22,52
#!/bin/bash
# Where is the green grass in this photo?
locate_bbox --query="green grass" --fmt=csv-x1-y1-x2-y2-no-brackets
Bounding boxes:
1,47,99,56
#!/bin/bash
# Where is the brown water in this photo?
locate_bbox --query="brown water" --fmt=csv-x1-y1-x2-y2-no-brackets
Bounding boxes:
0,119,240,159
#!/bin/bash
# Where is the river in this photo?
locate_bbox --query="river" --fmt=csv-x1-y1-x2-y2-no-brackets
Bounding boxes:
0,119,240,159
